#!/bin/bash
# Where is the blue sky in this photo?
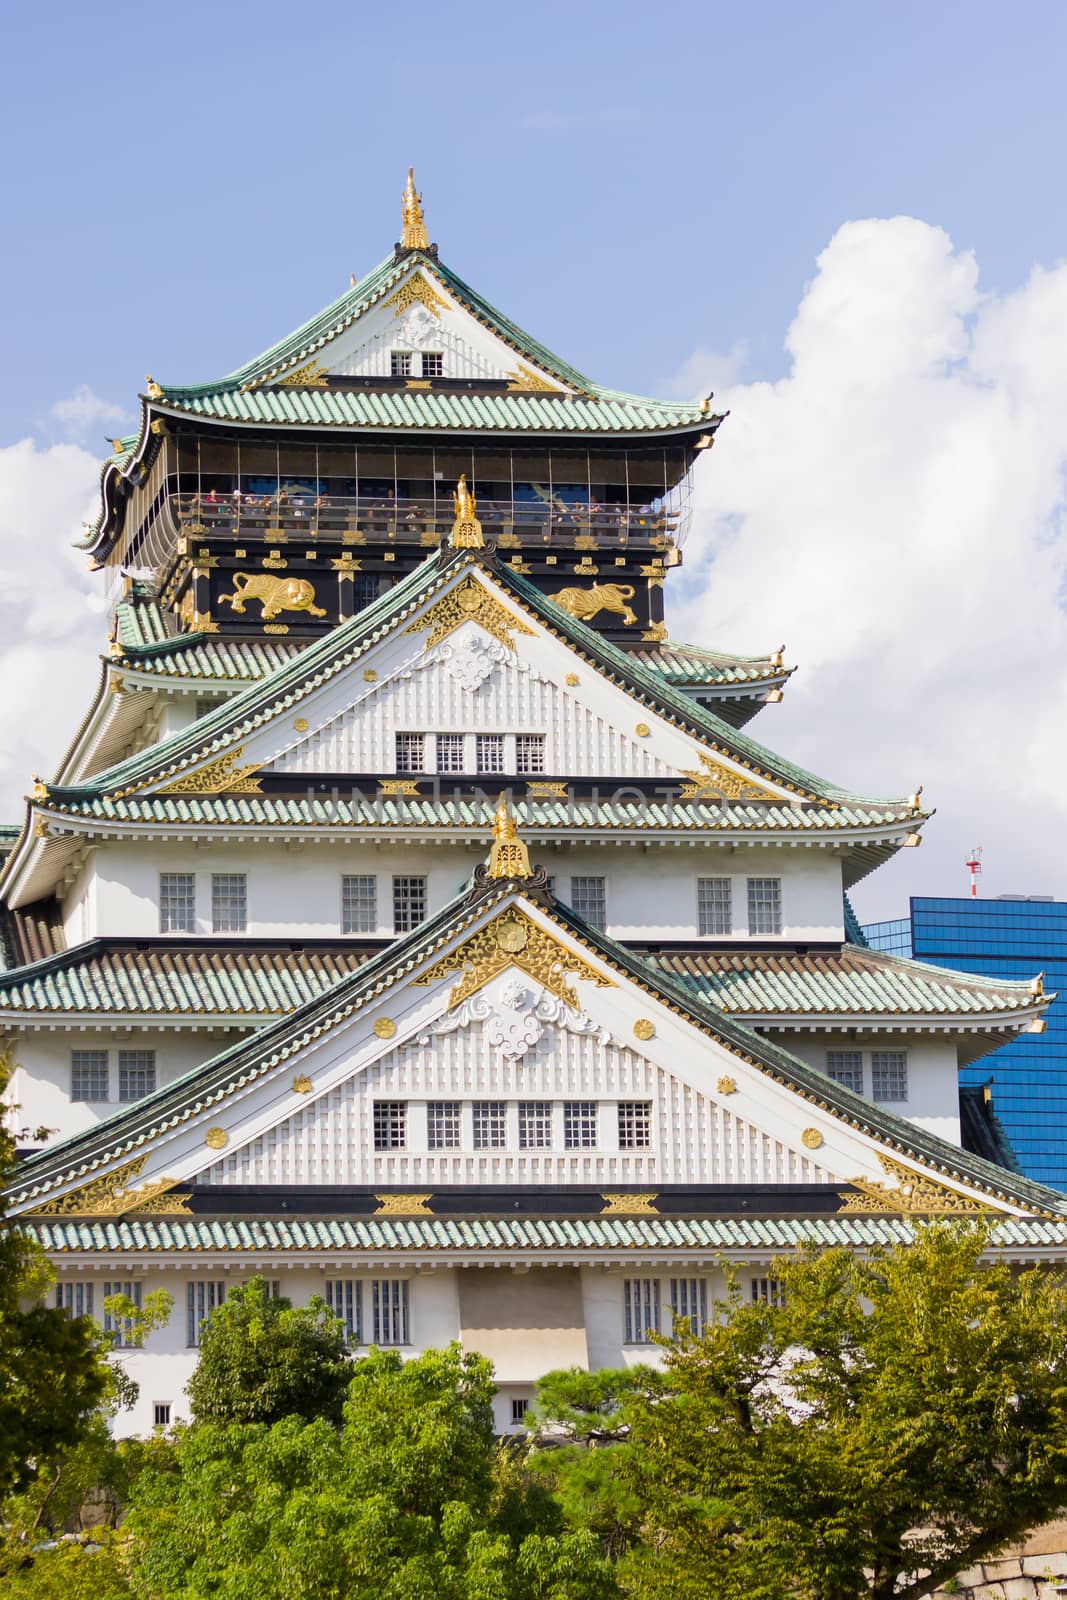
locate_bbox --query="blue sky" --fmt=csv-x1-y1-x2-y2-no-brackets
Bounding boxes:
2,0,1066,434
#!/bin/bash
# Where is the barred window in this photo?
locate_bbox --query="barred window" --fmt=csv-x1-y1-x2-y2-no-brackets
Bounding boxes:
159,872,195,934
395,733,425,773
427,1100,461,1150
476,734,505,774
103,1279,144,1347
515,734,546,774
618,1101,652,1150
71,1050,108,1102
342,874,377,934
393,875,427,933
872,1050,908,1103
372,1279,410,1345
697,877,733,936
373,1101,407,1151
563,1101,598,1149
511,1396,531,1424
153,1402,171,1428
624,1278,660,1343
211,873,247,933
422,352,444,377
325,1278,362,1345
747,877,782,936
55,1282,94,1318
186,1280,226,1347
352,573,380,612
390,351,412,377
518,1101,552,1149
670,1277,708,1336
751,1276,787,1307
569,876,606,931
118,1050,156,1103
473,1101,506,1150
435,733,465,773
826,1050,864,1093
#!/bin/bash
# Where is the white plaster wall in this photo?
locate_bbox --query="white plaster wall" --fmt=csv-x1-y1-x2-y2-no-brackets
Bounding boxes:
770,1030,961,1144
582,1265,729,1373
60,852,96,948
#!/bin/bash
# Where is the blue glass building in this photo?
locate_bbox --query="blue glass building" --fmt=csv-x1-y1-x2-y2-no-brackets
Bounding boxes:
865,897,1066,1190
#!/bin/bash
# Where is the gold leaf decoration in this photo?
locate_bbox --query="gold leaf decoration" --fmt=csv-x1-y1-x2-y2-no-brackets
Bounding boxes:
204,1127,228,1150
125,1188,193,1217
292,1074,312,1094
676,751,782,804
26,1156,189,1218
373,1018,397,1040
379,779,421,797
158,747,263,796
383,273,450,319
839,1154,998,1216
716,1075,737,1095
405,575,536,652
801,1128,824,1150
412,908,612,1011
633,1018,655,1041
547,582,637,626
601,1193,658,1215
374,1193,433,1216
506,363,560,393
526,780,568,799
276,360,328,388
641,621,669,642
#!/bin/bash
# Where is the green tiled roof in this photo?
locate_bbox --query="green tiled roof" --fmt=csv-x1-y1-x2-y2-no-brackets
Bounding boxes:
25,1213,1067,1256
628,640,791,688
112,597,305,683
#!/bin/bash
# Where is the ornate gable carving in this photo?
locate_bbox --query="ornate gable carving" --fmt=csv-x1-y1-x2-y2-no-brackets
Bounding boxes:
405,575,536,652
676,750,783,804
157,746,263,796
383,274,451,319
412,908,612,1011
839,1154,999,1216
26,1155,192,1217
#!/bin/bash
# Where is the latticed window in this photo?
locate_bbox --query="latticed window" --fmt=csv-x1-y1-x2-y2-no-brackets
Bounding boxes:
872,1050,908,1103
473,1101,506,1150
395,733,425,773
390,351,412,376
103,1279,144,1347
55,1282,94,1318
422,352,444,377
153,1403,171,1428
210,873,247,934
697,877,733,936
670,1278,708,1336
392,875,427,933
342,874,377,934
515,734,546,774
372,1280,410,1345
518,1101,552,1149
119,1050,156,1103
325,1278,362,1345
71,1050,108,1102
435,734,465,773
427,1101,461,1149
476,734,505,774
624,1278,660,1343
373,1102,406,1151
747,877,782,936
569,876,606,931
159,872,195,933
352,573,380,611
751,1277,787,1307
186,1280,226,1347
563,1101,597,1149
826,1050,863,1093
618,1101,652,1150
511,1397,531,1424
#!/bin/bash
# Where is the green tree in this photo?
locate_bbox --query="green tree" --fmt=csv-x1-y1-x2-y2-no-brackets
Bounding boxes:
185,1275,352,1425
609,1222,1067,1600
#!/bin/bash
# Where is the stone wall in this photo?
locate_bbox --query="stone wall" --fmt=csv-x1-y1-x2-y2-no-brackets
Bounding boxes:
932,1523,1067,1600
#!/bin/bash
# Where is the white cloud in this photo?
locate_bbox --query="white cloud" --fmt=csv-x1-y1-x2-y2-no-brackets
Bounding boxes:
669,218,1067,920
0,437,106,817
48,384,128,443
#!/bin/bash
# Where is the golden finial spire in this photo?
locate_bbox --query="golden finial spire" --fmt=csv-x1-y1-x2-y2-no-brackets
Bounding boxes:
401,167,429,251
449,474,484,548
487,796,531,880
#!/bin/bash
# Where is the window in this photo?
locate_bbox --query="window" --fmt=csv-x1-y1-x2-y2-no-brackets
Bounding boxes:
395,732,425,773
160,872,195,934
515,735,545,775
624,1278,660,1344
325,1278,363,1345
435,734,464,773
422,352,444,377
670,1278,708,1336
569,876,606,931
118,1050,156,1103
476,734,505,774
374,1101,407,1151
697,877,733,937
352,573,380,611
518,1101,552,1149
872,1050,908,1103
511,1397,531,1424
393,875,427,933
618,1102,652,1150
751,1277,786,1307
212,873,247,933
186,1280,226,1347
71,1049,108,1102
390,351,412,377
103,1279,144,1347
152,1402,171,1428
55,1282,94,1318
473,1101,506,1150
563,1101,598,1149
826,1050,863,1093
342,874,377,934
372,1279,409,1345
747,877,782,936
194,697,218,721
427,1101,461,1150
